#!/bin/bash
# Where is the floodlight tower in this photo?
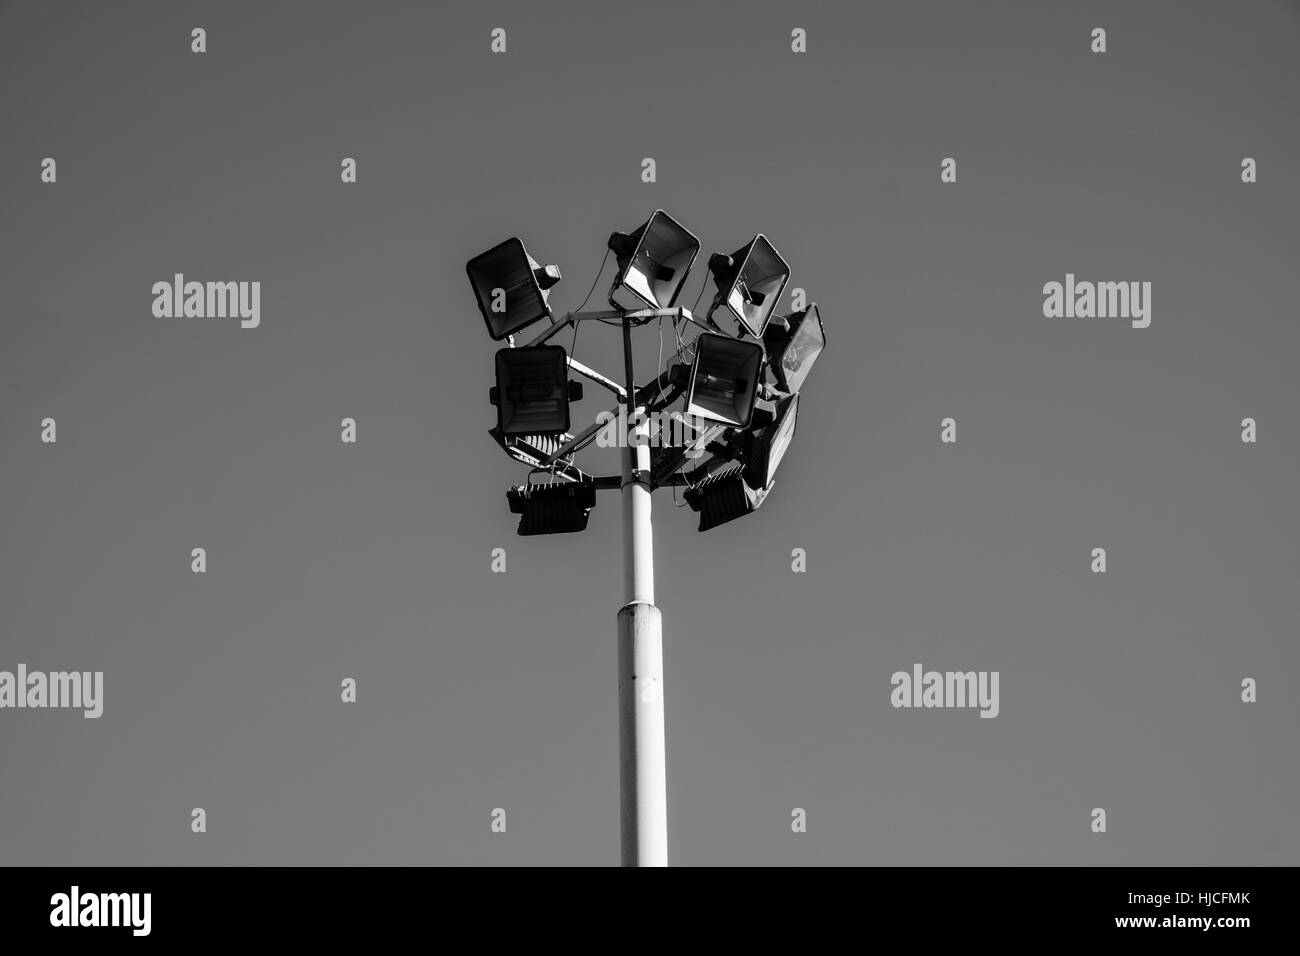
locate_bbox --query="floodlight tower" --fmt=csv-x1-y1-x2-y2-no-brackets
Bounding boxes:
616,307,666,868
467,211,823,866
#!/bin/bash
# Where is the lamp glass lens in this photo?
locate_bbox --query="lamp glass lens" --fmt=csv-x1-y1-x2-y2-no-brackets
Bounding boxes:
779,306,824,393
620,212,699,308
687,335,763,426
497,346,569,434
468,238,550,340
725,236,788,336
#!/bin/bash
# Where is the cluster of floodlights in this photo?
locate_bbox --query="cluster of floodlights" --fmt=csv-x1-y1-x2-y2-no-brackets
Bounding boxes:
467,210,826,534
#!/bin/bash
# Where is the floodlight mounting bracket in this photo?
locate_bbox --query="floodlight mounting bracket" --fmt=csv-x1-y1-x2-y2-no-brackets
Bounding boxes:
521,307,708,349
533,363,692,469
567,357,624,399
512,307,714,447
682,445,744,486
648,422,728,488
500,297,753,499
513,475,622,494
489,427,589,483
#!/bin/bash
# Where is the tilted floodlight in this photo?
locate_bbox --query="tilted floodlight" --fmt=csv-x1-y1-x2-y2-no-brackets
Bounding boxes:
685,333,763,428
467,237,562,340
762,303,825,395
608,210,700,310
706,235,790,338
507,481,597,535
682,462,767,531
743,393,799,491
491,345,582,435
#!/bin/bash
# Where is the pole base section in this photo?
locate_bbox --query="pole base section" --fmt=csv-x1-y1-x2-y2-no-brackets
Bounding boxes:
618,601,667,867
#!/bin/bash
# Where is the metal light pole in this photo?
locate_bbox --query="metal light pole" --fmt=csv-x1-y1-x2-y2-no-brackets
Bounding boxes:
490,305,746,866
617,314,668,866
473,216,818,868
486,304,772,866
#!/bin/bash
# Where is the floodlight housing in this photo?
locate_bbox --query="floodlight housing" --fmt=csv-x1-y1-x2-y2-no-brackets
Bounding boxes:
762,303,825,395
507,481,597,535
491,345,582,435
743,393,799,491
682,462,766,531
685,333,763,428
608,210,700,310
467,237,561,341
707,234,790,338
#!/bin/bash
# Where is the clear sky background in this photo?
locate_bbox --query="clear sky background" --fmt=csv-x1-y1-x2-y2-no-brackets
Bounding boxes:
1,0,1297,865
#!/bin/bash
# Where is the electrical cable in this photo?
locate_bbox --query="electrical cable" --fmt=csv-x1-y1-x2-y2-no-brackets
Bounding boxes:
574,246,610,315
570,246,612,360
689,265,710,316
654,316,668,409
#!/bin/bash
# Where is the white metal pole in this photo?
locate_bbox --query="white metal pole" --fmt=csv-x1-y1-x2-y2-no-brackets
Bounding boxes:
618,318,667,867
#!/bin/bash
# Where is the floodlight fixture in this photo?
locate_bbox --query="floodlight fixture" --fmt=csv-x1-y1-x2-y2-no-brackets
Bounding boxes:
608,210,700,310
467,237,562,340
491,345,582,435
682,462,767,531
507,481,597,535
762,303,825,395
706,234,790,338
684,333,763,428
743,393,799,491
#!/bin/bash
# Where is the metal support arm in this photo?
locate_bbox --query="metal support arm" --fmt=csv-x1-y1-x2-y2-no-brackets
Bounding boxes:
522,307,705,349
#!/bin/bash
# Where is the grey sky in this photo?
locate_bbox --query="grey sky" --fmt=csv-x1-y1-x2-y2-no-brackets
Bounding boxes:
1,0,1297,865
